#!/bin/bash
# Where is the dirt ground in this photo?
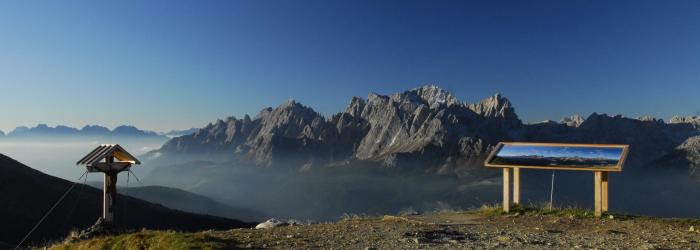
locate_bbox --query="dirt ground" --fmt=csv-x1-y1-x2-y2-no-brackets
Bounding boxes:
49,210,700,249
204,211,700,249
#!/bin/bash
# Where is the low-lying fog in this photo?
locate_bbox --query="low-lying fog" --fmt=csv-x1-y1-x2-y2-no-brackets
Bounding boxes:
2,140,698,222
0,138,164,183
143,158,700,222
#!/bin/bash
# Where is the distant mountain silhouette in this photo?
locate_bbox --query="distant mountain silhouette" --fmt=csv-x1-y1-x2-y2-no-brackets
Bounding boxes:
149,85,700,180
160,128,198,138
3,124,166,139
0,153,253,246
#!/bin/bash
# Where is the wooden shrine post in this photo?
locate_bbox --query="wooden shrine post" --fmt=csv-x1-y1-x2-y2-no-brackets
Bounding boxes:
103,157,117,222
77,144,140,224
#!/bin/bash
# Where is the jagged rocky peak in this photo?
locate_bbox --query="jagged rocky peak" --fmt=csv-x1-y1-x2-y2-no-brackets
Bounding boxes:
669,116,700,124
669,115,700,130
560,114,585,127
255,99,327,139
637,116,664,123
402,85,460,109
466,93,520,122
266,99,319,118
345,97,366,117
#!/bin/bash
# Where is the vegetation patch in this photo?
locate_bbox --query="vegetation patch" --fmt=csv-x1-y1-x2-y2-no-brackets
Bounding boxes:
478,203,610,218
47,230,235,250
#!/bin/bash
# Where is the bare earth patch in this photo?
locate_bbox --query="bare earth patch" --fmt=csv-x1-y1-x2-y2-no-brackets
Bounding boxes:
50,210,700,249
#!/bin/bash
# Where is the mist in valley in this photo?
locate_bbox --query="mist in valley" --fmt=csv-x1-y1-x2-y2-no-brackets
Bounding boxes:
0,138,165,183
2,139,698,223
141,155,700,222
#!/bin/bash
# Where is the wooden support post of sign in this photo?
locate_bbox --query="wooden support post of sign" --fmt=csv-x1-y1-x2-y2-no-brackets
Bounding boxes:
594,171,602,217
103,157,117,223
513,167,520,205
602,172,609,212
503,168,511,213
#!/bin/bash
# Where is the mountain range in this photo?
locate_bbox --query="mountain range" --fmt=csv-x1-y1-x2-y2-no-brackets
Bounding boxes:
0,124,167,139
148,85,700,180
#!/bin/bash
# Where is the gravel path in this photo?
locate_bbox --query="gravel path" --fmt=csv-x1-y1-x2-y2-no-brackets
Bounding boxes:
209,212,700,249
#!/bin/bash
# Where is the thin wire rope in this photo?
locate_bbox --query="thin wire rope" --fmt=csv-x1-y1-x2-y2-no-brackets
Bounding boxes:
128,169,142,184
14,171,88,250
124,170,130,225
62,172,89,229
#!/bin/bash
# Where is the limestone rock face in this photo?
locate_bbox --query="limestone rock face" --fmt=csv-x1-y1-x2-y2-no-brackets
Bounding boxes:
560,115,585,127
152,85,700,178
669,116,700,129
678,136,700,179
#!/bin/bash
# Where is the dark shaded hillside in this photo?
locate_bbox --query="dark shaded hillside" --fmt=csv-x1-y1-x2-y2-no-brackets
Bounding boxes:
85,182,268,222
0,153,254,247
122,186,267,222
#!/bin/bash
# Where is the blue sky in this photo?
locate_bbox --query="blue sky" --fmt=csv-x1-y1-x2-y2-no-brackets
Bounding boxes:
1,0,699,132
498,145,623,161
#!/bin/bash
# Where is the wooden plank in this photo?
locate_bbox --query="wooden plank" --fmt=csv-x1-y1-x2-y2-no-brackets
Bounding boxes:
494,141,630,147
602,172,609,212
503,168,511,213
92,162,131,172
513,167,520,205
594,171,602,217
485,165,623,172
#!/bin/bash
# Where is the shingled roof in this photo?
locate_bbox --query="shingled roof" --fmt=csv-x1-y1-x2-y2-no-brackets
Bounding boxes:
76,144,141,166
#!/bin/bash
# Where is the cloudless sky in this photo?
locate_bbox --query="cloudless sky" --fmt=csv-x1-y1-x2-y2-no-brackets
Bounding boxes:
1,0,699,133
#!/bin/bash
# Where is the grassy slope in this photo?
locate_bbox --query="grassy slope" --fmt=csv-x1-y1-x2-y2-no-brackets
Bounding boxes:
48,230,235,250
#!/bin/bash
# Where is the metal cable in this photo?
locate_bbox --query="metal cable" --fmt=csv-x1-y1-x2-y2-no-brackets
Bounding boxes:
14,171,88,250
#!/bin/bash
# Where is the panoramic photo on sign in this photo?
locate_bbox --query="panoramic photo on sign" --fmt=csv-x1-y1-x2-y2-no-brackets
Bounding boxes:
485,143,629,171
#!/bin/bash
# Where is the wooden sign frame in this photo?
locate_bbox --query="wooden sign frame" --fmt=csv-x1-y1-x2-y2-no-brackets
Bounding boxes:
484,142,629,172
483,142,630,217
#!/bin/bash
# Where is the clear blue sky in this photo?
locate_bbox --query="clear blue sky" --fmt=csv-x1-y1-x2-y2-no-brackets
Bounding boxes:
1,0,699,133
